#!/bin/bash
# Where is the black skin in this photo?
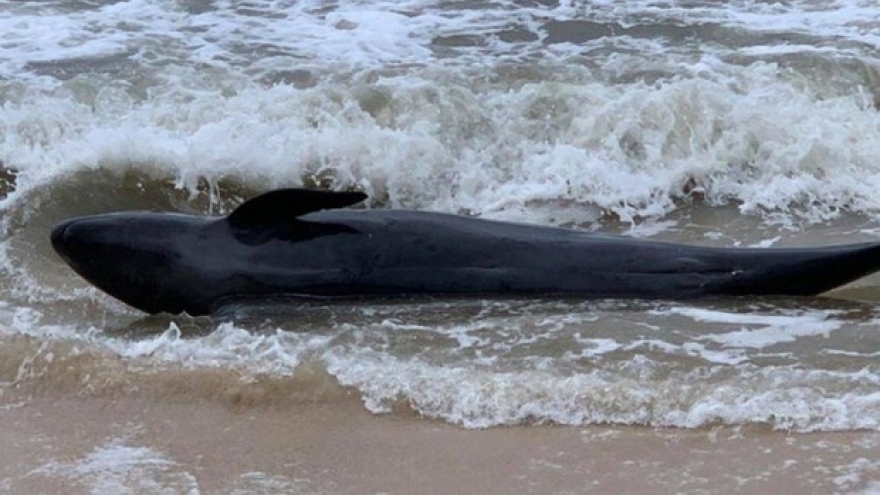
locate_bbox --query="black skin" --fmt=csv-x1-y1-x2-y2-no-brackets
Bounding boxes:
51,188,880,316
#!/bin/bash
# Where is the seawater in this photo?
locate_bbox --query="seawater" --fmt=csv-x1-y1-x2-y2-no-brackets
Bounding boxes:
0,0,879,432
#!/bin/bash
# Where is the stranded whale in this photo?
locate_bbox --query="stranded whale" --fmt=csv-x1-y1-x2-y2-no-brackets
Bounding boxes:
51,188,880,316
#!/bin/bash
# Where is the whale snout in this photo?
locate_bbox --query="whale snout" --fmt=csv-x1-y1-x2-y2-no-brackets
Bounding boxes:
50,216,128,270
51,219,71,251
51,218,105,265
50,218,79,264
49,212,205,315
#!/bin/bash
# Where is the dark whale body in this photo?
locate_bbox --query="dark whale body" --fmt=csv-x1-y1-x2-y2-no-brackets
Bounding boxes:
51,188,880,316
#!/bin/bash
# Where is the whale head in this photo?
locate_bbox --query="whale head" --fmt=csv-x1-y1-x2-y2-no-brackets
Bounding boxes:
50,188,369,315
51,212,214,315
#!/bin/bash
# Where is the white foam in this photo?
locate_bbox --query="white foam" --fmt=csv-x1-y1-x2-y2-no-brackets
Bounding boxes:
32,438,200,495
848,481,880,495
0,1,186,80
1,0,876,83
3,301,880,432
662,307,843,348
232,472,315,495
748,236,781,248
101,322,336,375
0,0,877,229
831,458,880,492
1,64,878,228
567,336,622,358
547,0,880,48
323,347,880,430
0,305,333,377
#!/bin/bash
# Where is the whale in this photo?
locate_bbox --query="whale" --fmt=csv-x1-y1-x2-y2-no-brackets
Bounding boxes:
50,188,880,316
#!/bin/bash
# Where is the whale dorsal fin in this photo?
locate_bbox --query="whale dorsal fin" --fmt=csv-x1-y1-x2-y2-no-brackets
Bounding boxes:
227,188,368,228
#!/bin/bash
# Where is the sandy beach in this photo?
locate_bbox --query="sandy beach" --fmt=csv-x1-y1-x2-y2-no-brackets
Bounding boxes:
2,386,879,494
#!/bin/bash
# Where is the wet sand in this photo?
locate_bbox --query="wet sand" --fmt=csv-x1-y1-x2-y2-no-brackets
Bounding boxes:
2,390,879,494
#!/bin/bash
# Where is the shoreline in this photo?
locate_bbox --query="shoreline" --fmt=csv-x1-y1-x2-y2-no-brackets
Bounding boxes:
2,392,879,494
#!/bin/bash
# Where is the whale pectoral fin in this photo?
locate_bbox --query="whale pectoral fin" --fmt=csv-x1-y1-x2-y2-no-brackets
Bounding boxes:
228,188,368,228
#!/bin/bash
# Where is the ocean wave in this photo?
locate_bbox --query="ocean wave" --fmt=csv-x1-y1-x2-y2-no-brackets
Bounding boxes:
2,65,878,226
2,300,878,432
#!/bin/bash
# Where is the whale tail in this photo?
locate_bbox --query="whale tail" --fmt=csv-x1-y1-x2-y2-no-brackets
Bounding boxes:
713,242,880,296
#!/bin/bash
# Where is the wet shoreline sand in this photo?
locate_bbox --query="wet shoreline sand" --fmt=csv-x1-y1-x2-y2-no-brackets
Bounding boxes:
2,391,879,494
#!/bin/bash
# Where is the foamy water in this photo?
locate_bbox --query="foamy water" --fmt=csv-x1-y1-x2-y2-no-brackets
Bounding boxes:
2,298,879,432
1,0,879,440
32,439,200,494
